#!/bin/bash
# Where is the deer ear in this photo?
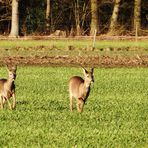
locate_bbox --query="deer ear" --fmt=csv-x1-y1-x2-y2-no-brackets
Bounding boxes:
82,67,88,75
13,65,17,70
91,68,94,74
6,64,9,70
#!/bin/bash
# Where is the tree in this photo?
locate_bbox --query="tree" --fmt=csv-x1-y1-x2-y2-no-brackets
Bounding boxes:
46,0,50,32
75,0,81,36
0,0,147,36
69,0,88,36
0,0,11,22
90,0,99,36
134,0,141,35
108,0,121,35
9,0,19,37
0,0,11,34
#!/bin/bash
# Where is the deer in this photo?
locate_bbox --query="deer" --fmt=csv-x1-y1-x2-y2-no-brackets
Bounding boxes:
0,65,17,110
68,68,94,113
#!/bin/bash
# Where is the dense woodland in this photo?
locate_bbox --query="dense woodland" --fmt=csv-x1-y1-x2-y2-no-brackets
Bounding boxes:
0,0,148,37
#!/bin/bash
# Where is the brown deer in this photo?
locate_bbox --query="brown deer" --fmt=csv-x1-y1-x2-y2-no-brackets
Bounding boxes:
0,65,17,110
68,68,94,112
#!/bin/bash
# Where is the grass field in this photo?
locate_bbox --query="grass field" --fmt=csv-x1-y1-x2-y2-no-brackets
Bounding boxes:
0,39,148,58
0,39,148,49
0,66,147,147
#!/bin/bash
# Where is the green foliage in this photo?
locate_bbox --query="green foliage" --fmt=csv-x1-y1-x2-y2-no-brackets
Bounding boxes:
0,67,147,147
19,0,46,34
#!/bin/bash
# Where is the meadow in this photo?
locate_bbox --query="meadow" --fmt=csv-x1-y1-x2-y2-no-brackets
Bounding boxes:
0,39,148,63
0,66,147,147
0,39,148,49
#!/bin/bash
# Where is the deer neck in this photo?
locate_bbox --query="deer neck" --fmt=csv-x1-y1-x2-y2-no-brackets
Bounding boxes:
83,81,90,93
84,80,90,88
5,77,14,91
79,82,90,103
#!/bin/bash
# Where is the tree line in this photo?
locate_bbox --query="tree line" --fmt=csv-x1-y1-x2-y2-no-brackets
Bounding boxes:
0,0,147,37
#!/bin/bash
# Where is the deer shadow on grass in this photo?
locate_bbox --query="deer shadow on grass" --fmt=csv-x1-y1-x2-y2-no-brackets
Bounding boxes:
16,98,67,111
32,100,67,112
17,100,29,105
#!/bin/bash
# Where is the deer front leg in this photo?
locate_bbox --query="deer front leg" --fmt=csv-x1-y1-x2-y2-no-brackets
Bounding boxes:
77,98,84,113
12,93,16,109
0,96,4,109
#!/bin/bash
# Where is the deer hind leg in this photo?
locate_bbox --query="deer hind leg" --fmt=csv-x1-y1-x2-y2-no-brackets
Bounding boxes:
77,98,84,113
7,98,12,110
12,93,16,109
69,94,73,112
0,96,4,109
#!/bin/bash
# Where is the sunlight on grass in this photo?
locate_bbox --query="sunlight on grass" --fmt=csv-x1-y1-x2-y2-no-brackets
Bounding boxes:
0,66,147,147
0,40,148,49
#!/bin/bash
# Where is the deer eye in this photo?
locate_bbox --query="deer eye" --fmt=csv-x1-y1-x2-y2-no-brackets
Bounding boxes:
87,75,89,77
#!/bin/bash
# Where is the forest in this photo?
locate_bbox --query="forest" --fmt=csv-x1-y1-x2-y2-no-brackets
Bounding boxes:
0,0,148,37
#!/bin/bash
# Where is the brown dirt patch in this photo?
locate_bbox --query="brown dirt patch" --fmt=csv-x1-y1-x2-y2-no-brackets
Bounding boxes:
0,55,148,67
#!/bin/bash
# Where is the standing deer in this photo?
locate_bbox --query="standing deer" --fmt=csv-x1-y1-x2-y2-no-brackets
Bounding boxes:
68,68,94,112
0,65,17,110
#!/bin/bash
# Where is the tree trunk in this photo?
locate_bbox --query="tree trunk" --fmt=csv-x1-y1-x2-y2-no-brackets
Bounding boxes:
75,0,81,36
9,0,19,37
46,0,50,32
134,0,141,35
90,0,98,36
109,0,121,35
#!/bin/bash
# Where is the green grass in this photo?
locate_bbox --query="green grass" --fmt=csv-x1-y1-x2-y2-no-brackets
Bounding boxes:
0,66,147,147
0,40,147,58
0,39,148,49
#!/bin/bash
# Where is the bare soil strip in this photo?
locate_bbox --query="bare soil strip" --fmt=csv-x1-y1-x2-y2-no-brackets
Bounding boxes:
0,55,148,67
